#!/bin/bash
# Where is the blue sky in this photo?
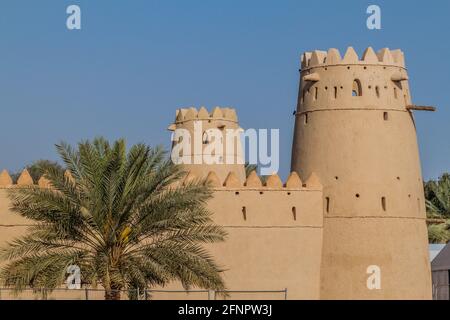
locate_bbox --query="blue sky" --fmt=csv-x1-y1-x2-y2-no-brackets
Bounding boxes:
0,0,448,180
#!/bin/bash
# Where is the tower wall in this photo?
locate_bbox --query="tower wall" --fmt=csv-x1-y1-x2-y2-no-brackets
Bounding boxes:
291,47,432,299
169,106,246,183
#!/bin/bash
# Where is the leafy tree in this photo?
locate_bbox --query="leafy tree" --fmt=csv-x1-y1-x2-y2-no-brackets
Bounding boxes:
425,173,450,243
0,138,226,300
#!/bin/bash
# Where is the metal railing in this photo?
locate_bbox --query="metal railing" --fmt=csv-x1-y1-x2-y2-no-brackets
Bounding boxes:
0,287,288,300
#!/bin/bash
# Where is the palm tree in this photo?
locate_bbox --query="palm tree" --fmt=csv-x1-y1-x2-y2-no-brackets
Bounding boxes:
0,138,227,300
425,173,450,243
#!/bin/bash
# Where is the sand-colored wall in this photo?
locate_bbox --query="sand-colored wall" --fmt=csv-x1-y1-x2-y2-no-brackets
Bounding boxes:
291,47,432,299
0,172,324,300
0,188,32,249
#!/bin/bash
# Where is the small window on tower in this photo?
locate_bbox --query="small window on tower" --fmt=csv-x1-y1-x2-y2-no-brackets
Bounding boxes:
304,113,308,124
334,86,338,99
202,131,209,144
352,79,362,97
314,87,318,100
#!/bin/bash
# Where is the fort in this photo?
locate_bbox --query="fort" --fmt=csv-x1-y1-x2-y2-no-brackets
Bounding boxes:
0,47,432,299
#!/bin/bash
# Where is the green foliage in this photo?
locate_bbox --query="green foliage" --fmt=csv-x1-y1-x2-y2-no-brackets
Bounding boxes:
0,138,226,299
425,173,450,243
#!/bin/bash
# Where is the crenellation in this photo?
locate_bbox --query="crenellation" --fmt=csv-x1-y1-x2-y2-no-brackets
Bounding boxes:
244,170,262,187
265,173,283,188
302,47,406,69
0,169,13,187
16,169,33,186
173,106,240,124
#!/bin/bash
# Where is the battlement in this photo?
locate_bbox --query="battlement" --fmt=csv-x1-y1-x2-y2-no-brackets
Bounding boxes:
173,106,238,124
301,47,405,69
0,168,322,191
0,169,69,188
181,170,322,191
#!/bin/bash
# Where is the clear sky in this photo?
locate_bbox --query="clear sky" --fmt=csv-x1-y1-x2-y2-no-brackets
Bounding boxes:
0,0,448,180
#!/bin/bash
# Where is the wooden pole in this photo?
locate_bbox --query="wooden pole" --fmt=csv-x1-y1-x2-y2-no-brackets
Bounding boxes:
406,105,436,112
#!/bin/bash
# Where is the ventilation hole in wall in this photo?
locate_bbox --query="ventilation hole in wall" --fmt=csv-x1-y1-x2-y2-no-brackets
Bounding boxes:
326,197,330,213
364,66,367,70
368,85,372,89
381,197,387,211
314,87,318,100
304,113,308,124
355,193,360,198
408,194,411,198
352,79,362,96
287,192,291,195
242,207,247,220
235,191,240,195
292,207,297,221
383,112,389,121
335,176,339,180
347,66,351,70
259,191,264,195
334,86,338,99
325,86,328,90
340,86,343,89
384,85,388,89
396,176,400,180
324,67,328,71
376,86,380,98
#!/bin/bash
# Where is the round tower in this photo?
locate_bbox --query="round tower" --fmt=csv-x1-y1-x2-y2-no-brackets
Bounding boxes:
291,47,432,299
168,106,246,183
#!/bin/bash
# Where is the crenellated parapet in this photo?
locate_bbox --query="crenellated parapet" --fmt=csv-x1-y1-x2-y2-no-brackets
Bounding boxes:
298,47,412,113
169,106,239,128
301,47,405,69
180,169,322,190
0,169,37,188
0,169,73,189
